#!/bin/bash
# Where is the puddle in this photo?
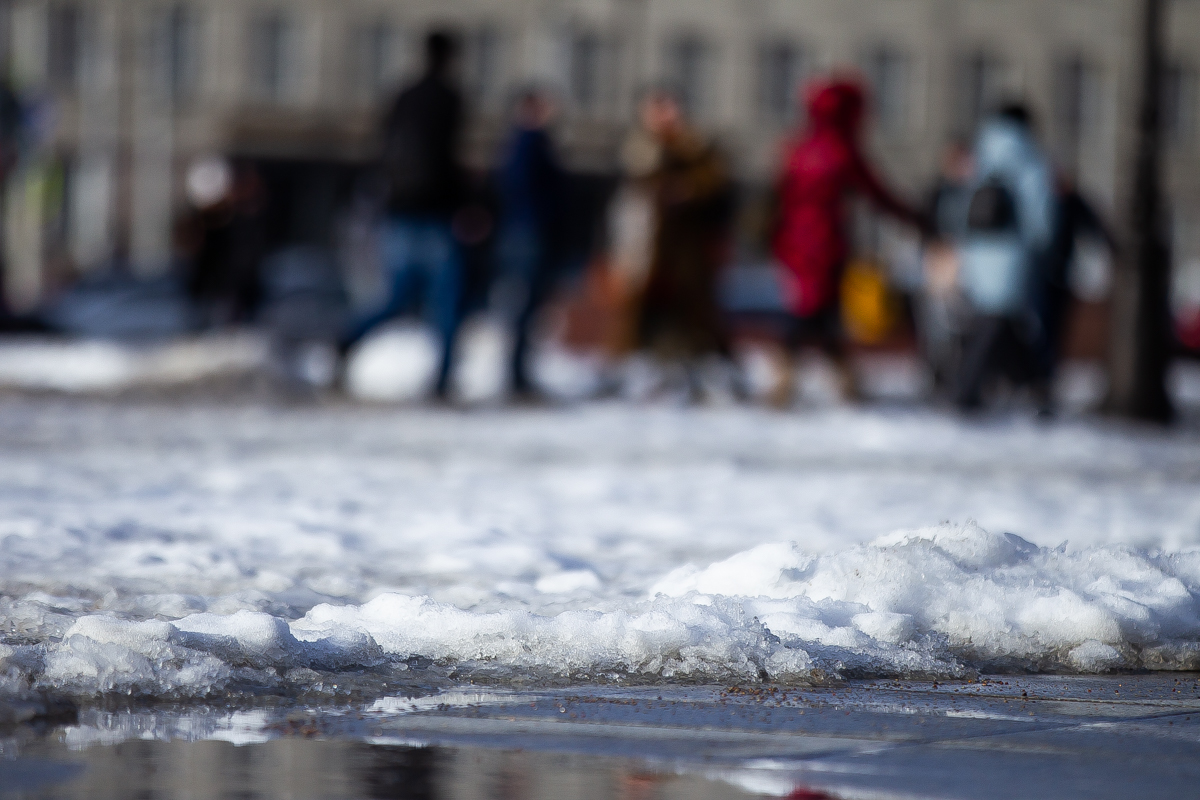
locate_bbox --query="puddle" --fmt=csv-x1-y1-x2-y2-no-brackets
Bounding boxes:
1,736,774,800
4,676,1200,799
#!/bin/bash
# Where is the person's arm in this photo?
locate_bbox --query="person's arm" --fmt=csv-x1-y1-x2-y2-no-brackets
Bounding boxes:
447,90,463,152
768,141,800,248
529,130,569,231
533,131,566,198
848,143,929,234
446,90,466,204
1072,193,1119,252
379,94,404,171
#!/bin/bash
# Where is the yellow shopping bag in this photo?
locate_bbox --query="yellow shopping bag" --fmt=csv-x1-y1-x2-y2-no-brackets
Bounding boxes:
840,259,898,345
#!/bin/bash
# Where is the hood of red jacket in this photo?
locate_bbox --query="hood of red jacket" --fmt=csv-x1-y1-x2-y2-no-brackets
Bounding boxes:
804,79,865,135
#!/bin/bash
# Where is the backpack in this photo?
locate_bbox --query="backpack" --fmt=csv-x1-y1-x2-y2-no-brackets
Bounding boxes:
966,177,1017,233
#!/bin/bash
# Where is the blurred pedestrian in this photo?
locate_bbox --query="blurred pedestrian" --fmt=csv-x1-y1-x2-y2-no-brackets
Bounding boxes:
633,88,735,400
771,77,925,404
0,79,20,319
597,118,661,362
918,139,973,390
342,31,466,399
928,139,974,246
1038,173,1116,382
495,88,569,399
183,157,266,327
954,103,1058,412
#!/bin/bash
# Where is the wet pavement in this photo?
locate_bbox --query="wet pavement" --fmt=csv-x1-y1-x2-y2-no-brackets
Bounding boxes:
3,673,1199,799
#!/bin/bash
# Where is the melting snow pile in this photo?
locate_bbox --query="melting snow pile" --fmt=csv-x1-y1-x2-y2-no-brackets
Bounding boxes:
651,524,1200,673
2,399,1199,701
4,523,1200,700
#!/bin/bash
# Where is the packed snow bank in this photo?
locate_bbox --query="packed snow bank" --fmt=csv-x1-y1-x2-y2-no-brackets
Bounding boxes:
1,399,1198,700
652,524,1200,672
5,524,1200,700
0,334,267,392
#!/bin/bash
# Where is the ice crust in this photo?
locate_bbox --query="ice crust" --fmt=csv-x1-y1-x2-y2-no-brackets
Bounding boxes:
4,524,1200,699
2,399,1200,700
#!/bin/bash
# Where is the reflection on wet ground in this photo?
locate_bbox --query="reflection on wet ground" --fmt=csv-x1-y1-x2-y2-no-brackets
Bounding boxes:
4,739,759,800
3,674,1200,799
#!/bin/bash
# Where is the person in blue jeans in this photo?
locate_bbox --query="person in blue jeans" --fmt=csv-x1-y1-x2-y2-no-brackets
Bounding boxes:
342,31,466,398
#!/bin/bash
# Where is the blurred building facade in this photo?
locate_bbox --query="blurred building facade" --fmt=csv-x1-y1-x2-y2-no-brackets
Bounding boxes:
1,0,1199,315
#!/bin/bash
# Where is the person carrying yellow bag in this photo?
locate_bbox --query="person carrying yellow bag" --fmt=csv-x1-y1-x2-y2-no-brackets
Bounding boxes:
769,78,928,405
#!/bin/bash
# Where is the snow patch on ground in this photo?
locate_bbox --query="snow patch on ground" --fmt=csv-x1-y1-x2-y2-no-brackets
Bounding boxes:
5,523,1200,699
653,523,1200,671
0,334,267,392
345,323,440,402
0,397,1198,700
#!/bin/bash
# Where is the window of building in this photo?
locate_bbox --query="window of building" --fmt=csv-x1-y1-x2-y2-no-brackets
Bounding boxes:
569,31,602,114
1057,58,1093,138
567,31,617,116
666,35,713,119
250,11,299,104
1054,56,1102,166
47,3,82,92
957,51,1006,133
1164,63,1198,146
865,46,910,136
465,26,503,111
758,40,804,125
352,20,403,100
162,5,201,103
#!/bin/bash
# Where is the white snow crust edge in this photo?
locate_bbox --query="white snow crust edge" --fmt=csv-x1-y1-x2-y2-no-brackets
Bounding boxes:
4,523,1200,700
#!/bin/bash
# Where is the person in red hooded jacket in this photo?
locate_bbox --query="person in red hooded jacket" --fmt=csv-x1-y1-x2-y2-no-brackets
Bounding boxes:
771,78,925,401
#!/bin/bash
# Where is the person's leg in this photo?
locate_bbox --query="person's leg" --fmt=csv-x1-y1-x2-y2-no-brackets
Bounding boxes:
511,233,557,395
769,313,813,408
813,304,858,402
1010,314,1055,415
916,292,956,392
342,218,418,350
426,221,465,398
955,315,1004,410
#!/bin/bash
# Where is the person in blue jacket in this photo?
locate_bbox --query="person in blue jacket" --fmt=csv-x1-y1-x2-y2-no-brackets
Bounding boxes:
495,89,569,398
955,103,1059,412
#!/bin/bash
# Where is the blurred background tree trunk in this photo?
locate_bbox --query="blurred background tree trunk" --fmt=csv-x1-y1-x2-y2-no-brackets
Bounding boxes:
1108,0,1173,422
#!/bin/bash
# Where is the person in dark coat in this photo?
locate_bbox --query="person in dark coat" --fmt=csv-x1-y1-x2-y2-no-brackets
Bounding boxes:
636,89,733,364
918,139,974,391
495,89,569,397
342,31,467,398
1037,174,1116,381
185,160,267,327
